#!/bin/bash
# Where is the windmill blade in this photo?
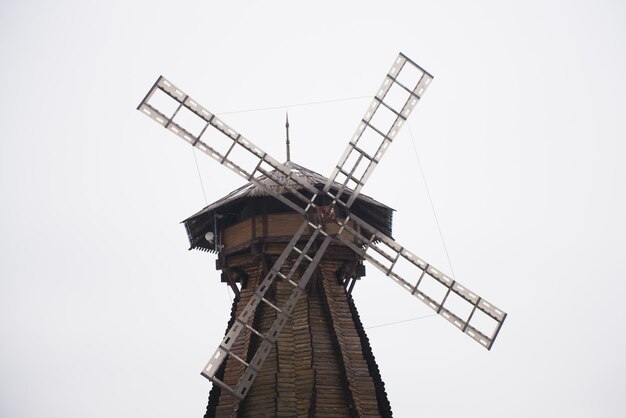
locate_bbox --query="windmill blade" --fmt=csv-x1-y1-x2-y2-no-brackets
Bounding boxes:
325,53,433,207
137,76,321,215
230,235,333,399
335,212,507,350
201,226,333,400
319,56,506,348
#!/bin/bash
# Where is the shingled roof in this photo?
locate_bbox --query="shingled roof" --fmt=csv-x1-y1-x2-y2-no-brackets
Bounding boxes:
183,161,394,252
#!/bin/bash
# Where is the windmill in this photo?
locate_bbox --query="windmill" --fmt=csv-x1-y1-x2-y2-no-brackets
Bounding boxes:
137,53,507,416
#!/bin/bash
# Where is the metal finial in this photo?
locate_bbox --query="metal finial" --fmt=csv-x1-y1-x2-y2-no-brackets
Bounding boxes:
285,112,291,162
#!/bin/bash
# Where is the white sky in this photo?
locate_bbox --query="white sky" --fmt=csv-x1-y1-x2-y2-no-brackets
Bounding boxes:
1,1,625,417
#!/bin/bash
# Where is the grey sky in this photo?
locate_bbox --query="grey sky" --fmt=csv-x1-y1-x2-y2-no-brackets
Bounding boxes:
1,1,625,417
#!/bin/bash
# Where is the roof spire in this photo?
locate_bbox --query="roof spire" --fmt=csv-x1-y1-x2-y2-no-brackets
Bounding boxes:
285,112,291,162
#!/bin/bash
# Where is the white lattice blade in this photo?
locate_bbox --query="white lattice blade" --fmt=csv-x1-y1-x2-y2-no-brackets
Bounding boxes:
335,214,507,350
137,76,323,215
196,220,313,387
325,53,433,208
202,346,229,379
233,236,332,398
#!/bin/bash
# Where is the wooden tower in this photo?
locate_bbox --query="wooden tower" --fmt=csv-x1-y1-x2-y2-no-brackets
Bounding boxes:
137,52,507,418
184,162,394,417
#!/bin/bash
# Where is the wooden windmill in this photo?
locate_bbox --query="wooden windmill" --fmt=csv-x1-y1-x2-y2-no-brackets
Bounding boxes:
138,53,507,417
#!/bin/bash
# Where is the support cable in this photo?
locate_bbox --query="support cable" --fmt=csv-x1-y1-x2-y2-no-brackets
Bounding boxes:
216,95,371,115
365,314,437,330
406,123,457,281
191,146,208,205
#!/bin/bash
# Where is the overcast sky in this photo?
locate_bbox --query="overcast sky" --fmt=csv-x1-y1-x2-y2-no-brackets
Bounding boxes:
1,1,625,417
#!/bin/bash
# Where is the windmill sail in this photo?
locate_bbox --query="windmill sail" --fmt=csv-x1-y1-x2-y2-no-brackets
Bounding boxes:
327,53,433,206
335,212,507,349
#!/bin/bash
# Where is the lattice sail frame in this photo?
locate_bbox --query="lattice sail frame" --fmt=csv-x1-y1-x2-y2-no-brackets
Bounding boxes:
325,53,432,207
137,53,507,401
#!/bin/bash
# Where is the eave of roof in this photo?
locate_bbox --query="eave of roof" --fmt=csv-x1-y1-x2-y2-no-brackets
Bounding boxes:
183,161,394,223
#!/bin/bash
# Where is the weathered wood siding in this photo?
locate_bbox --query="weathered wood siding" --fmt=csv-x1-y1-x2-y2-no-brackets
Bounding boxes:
205,252,392,418
222,214,360,252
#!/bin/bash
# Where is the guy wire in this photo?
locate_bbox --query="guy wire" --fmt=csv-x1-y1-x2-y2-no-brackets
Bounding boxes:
217,95,371,115
365,314,437,330
192,146,208,205
407,123,457,281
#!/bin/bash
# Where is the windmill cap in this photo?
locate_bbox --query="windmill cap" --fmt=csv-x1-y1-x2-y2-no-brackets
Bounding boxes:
182,161,394,252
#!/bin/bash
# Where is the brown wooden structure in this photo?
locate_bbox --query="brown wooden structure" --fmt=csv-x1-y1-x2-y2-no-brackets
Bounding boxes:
184,162,394,417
